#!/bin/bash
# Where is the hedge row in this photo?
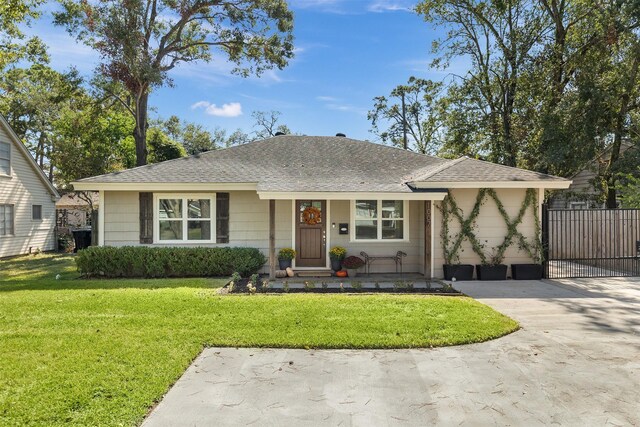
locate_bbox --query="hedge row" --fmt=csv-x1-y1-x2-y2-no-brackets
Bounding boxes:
75,246,267,278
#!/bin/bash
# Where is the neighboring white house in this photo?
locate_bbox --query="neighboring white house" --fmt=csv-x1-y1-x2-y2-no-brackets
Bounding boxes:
73,135,571,279
0,115,59,258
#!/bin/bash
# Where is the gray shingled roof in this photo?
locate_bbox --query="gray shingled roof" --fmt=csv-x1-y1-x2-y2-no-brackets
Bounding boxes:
77,136,567,192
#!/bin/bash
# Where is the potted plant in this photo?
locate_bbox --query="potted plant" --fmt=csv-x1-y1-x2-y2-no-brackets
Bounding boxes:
278,248,296,270
511,238,543,280
476,249,507,280
342,255,364,277
329,246,347,272
442,251,474,281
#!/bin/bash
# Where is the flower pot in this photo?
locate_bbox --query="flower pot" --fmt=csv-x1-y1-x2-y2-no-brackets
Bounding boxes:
346,268,358,278
443,264,474,281
278,259,292,270
511,264,543,280
330,258,342,272
476,264,508,281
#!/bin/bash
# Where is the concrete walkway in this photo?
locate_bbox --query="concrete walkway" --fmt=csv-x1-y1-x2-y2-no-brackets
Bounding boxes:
143,279,640,426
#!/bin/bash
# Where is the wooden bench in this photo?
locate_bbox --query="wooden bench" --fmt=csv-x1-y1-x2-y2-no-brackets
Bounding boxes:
360,251,407,275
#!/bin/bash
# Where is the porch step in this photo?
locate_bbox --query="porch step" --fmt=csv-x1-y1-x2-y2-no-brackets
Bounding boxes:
295,270,333,278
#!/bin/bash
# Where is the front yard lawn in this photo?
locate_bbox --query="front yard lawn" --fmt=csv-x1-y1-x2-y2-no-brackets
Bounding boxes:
0,254,518,426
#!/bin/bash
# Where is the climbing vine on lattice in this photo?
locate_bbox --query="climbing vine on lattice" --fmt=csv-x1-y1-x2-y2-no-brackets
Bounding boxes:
438,188,542,265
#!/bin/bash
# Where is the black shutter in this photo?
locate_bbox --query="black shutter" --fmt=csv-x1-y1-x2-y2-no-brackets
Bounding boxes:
139,192,153,244
216,192,229,243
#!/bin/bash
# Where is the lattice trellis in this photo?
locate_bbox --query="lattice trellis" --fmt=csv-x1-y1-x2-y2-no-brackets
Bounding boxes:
439,188,542,265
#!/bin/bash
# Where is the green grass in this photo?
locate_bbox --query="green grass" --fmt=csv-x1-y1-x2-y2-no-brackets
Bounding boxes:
0,253,518,426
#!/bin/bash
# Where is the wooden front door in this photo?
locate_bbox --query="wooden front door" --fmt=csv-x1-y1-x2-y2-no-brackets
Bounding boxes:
295,200,326,267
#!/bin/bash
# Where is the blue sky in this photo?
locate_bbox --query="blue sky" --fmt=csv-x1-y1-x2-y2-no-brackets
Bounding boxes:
29,0,464,141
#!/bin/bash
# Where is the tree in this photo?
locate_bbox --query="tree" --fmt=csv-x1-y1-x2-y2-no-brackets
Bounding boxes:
0,0,47,69
368,77,443,154
416,0,545,166
156,115,224,154
252,110,291,139
0,64,84,180
147,127,187,162
55,0,294,167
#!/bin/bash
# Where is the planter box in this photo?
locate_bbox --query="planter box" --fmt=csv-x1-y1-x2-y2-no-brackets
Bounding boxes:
476,264,508,281
330,258,342,272
346,268,358,278
511,264,543,280
443,264,474,281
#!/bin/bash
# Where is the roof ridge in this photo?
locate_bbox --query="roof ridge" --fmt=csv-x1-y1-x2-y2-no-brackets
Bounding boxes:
463,157,566,180
410,156,468,182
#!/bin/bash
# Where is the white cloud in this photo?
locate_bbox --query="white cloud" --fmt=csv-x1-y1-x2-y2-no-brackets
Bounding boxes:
316,95,338,102
367,0,413,13
191,101,243,117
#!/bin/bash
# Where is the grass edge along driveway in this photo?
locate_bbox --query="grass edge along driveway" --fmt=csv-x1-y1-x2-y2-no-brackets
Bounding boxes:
0,254,518,426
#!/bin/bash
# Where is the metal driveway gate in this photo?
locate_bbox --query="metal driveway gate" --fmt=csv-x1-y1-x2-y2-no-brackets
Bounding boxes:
542,206,640,278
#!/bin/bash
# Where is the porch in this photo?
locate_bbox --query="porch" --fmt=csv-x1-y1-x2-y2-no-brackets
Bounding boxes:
263,195,446,280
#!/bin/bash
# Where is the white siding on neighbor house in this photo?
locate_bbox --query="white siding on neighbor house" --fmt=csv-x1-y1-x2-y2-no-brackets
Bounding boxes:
433,188,539,279
0,125,56,258
329,200,425,274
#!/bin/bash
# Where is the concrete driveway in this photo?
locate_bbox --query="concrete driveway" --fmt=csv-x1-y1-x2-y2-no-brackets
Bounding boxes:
143,278,640,426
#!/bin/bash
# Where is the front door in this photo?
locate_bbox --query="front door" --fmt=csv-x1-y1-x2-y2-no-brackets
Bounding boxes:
295,200,326,268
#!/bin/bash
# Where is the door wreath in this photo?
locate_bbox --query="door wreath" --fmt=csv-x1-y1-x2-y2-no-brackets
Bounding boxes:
302,206,322,225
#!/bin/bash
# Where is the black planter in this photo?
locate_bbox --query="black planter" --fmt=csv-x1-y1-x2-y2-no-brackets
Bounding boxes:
476,264,508,281
511,264,543,280
278,259,292,270
330,258,342,272
443,264,474,281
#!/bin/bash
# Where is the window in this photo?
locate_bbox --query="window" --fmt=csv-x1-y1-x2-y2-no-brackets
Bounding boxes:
32,205,42,220
0,142,10,175
352,200,407,241
0,204,14,236
155,194,215,242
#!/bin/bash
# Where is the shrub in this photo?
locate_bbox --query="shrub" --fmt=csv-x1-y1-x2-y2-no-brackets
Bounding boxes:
75,246,266,278
342,256,365,269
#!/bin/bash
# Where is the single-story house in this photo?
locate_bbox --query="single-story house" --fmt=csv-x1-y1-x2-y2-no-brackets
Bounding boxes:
73,135,571,278
0,114,59,258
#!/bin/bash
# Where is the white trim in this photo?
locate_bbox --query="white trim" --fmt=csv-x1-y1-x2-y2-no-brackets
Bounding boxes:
430,200,435,279
72,182,256,192
350,199,409,243
98,191,105,246
259,191,446,201
153,193,216,244
0,115,59,198
409,181,571,189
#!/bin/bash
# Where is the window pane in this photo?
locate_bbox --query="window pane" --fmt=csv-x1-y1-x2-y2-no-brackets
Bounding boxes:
32,205,42,220
188,220,211,240
299,201,322,223
355,200,377,219
0,158,9,175
382,220,403,239
0,205,5,235
159,220,183,240
159,199,182,219
355,220,378,239
0,142,9,158
188,199,211,219
382,201,403,219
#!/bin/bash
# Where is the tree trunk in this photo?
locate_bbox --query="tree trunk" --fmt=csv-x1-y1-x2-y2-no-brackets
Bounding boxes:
134,90,149,167
605,44,639,208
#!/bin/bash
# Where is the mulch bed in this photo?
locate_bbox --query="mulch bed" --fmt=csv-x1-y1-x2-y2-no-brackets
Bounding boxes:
223,278,462,295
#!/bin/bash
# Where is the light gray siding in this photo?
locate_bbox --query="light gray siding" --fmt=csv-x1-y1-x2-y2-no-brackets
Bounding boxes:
0,123,56,258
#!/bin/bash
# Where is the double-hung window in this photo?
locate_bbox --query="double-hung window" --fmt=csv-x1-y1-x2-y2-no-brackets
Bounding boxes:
353,200,407,241
155,194,215,243
0,142,10,175
0,204,14,236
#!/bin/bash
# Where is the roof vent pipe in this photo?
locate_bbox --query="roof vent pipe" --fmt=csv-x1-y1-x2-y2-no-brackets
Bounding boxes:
275,131,286,136
336,133,346,137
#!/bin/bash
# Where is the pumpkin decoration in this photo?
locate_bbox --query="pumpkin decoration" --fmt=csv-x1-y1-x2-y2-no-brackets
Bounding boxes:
335,270,348,278
302,206,322,225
